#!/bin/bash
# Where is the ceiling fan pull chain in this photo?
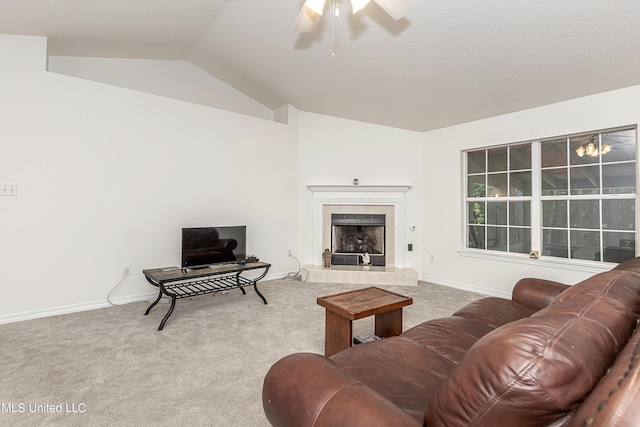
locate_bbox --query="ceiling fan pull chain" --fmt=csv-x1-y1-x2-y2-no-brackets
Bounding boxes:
329,0,337,56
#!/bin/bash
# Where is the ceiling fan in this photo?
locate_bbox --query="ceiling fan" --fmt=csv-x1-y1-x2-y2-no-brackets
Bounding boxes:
294,0,415,32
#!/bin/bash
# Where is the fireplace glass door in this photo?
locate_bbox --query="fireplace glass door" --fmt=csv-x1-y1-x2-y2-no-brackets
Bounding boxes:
331,214,385,266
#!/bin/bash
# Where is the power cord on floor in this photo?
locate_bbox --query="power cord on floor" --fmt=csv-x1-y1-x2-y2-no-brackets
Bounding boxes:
107,272,128,306
283,253,308,282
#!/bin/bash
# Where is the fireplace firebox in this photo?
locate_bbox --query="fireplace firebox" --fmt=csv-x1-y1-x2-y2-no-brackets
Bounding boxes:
331,214,385,266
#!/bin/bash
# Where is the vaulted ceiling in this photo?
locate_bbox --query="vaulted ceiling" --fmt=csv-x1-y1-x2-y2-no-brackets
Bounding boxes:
2,0,640,131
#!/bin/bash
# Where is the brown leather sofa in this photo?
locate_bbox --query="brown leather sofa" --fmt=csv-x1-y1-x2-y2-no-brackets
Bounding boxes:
262,257,640,427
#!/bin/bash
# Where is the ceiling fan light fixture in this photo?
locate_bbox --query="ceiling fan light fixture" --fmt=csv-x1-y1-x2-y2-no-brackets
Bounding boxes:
293,5,319,32
305,0,327,15
350,0,371,13
373,0,415,20
585,142,597,156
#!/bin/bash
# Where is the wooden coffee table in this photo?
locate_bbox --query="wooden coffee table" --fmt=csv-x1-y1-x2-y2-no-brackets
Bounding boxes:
317,287,413,357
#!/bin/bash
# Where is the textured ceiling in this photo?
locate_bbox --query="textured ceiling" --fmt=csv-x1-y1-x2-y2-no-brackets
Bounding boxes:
2,0,640,131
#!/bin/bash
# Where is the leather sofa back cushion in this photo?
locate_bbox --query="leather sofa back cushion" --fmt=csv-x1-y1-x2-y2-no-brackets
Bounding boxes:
425,270,640,427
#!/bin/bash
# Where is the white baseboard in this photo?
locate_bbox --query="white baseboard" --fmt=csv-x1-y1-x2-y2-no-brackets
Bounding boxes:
0,272,289,326
0,291,158,326
419,275,511,299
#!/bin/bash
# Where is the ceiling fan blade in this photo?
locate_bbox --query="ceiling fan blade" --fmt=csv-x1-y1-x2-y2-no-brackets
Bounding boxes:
373,0,415,19
350,0,371,13
305,0,327,15
293,6,319,32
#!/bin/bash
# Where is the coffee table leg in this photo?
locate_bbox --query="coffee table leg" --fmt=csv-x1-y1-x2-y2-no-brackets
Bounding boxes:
375,309,403,338
324,310,352,357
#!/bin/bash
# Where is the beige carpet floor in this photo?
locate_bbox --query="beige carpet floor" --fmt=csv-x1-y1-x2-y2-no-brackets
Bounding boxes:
0,280,485,426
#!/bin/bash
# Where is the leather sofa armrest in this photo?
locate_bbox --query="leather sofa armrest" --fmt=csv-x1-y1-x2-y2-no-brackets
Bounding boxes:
262,352,421,427
512,278,570,310
567,325,640,427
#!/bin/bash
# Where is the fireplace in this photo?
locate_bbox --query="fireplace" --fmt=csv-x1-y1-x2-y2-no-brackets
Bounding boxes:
306,185,418,286
323,204,395,266
309,185,411,269
331,214,386,266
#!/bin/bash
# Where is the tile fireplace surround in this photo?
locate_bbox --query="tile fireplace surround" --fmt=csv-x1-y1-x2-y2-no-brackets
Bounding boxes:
306,185,418,286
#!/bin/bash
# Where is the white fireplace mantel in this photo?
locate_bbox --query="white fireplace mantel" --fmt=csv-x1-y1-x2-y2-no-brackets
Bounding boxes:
309,184,411,268
308,185,411,193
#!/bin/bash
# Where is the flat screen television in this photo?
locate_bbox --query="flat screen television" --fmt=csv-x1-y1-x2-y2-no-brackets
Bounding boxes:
181,226,247,268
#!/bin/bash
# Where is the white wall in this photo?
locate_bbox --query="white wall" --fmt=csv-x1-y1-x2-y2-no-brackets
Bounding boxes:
422,85,640,297
2,33,639,323
296,111,424,272
48,56,274,122
0,35,298,323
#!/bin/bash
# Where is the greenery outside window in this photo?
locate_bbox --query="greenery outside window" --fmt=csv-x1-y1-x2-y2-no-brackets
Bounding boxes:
465,126,637,263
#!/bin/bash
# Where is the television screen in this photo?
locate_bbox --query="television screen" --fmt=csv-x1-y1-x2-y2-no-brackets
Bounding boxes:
181,226,247,268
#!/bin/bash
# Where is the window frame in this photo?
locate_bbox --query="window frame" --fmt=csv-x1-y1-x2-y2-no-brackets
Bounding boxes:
462,125,638,265
465,142,533,254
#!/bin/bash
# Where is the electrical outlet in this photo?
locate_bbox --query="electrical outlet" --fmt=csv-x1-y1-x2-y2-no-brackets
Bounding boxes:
123,266,131,276
1,184,17,196
288,249,292,256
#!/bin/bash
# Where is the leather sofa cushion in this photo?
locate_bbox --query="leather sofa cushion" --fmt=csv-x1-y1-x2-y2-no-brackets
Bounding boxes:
330,298,538,422
331,336,455,422
400,316,496,363
426,270,640,427
452,297,539,328
262,352,421,427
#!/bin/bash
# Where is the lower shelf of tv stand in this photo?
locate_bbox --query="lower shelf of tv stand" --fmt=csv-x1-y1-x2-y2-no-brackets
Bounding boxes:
164,274,256,299
143,261,271,330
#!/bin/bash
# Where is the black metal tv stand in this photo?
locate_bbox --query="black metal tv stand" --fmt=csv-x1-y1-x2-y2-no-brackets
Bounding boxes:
143,261,270,330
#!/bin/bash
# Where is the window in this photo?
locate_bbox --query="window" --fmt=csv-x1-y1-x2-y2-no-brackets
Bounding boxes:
467,144,532,254
465,126,637,263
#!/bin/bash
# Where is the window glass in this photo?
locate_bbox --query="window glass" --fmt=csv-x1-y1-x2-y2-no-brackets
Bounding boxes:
468,201,485,224
570,166,600,195
468,226,485,249
542,200,567,228
541,139,566,168
465,127,636,263
603,199,635,230
602,129,636,163
467,150,486,174
510,201,531,226
602,163,636,194
510,171,531,196
486,227,507,251
542,168,568,196
569,200,600,229
602,232,636,262
468,175,486,197
509,228,531,254
488,148,507,172
510,145,531,170
487,173,507,197
570,134,600,165
571,230,600,261
486,201,507,225
603,232,636,250
542,229,569,258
